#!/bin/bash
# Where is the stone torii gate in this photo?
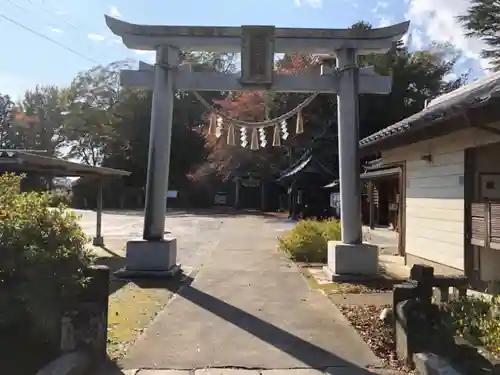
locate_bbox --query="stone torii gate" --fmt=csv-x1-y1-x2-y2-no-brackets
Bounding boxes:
105,15,409,278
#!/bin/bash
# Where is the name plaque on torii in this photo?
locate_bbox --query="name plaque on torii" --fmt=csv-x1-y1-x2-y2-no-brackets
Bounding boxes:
240,26,275,87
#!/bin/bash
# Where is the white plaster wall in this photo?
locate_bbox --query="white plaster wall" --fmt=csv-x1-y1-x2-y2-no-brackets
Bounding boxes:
381,125,500,271
404,151,464,270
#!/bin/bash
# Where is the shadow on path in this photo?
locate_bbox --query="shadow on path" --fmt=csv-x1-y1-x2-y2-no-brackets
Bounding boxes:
92,245,128,295
130,275,379,373
84,208,293,220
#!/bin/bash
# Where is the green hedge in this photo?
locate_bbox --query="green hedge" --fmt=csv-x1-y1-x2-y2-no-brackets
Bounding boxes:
0,173,92,345
278,219,341,263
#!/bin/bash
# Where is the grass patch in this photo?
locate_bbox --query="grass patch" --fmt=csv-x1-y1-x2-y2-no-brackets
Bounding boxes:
299,266,402,295
107,272,186,361
324,278,401,294
442,295,500,358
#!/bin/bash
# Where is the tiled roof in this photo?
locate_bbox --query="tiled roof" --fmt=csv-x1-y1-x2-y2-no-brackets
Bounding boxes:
359,70,500,148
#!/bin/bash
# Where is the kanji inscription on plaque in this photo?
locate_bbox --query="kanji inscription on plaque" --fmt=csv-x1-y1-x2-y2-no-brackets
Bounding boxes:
240,26,275,86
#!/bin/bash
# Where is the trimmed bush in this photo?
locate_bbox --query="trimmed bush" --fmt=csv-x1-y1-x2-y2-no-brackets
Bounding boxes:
0,173,92,346
278,219,341,263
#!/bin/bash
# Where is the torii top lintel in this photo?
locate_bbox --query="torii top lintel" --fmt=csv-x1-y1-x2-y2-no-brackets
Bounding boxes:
105,16,409,55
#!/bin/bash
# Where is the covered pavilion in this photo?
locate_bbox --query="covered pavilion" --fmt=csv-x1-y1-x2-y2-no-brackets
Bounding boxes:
0,150,131,246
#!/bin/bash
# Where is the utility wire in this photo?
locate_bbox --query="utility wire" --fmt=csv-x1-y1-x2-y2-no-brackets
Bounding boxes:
24,0,82,30
7,0,97,34
0,12,101,65
3,0,139,65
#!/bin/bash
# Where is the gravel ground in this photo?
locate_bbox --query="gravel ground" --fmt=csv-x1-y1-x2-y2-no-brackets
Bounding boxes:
338,304,414,374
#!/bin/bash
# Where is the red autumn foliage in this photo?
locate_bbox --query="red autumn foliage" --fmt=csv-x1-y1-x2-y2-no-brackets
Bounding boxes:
213,92,267,121
191,54,322,181
276,54,322,75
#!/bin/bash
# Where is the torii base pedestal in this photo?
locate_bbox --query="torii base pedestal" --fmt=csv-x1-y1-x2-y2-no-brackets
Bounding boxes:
92,236,104,247
323,241,379,281
114,237,181,278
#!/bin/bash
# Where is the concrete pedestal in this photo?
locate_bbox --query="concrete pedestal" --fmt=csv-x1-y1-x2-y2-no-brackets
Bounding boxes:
114,237,180,278
92,236,104,247
323,241,379,281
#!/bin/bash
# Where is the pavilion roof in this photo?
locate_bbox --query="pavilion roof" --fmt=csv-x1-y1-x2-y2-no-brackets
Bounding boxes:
0,151,131,177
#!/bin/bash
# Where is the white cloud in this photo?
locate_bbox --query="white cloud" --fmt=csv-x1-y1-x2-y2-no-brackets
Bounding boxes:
135,50,156,63
378,18,390,27
444,72,458,81
411,29,425,50
401,32,409,47
50,27,63,33
405,0,491,71
377,16,393,28
109,6,122,18
373,1,389,12
0,74,30,100
108,38,122,45
87,33,105,41
294,0,323,8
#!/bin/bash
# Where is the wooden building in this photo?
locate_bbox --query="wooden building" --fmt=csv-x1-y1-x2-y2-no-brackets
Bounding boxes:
359,71,500,291
277,149,337,220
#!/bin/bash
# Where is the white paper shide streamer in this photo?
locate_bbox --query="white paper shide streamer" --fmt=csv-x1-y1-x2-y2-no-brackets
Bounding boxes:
240,127,248,148
280,120,289,140
200,92,317,150
215,116,223,138
258,127,267,148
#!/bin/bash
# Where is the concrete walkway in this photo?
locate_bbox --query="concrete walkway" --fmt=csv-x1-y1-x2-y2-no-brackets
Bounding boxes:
101,216,385,374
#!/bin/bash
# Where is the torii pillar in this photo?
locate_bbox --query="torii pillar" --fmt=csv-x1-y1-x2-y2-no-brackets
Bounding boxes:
105,15,409,278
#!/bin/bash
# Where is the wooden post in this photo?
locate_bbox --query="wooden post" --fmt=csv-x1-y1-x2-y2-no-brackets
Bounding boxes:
234,177,241,209
368,180,374,229
92,179,104,247
261,181,266,211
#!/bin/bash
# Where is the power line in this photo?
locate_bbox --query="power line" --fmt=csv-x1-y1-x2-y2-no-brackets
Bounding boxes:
7,0,92,33
0,12,101,65
25,0,81,30
3,0,140,66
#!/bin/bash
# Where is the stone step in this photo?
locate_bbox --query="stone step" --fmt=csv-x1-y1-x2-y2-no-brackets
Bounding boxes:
103,368,407,375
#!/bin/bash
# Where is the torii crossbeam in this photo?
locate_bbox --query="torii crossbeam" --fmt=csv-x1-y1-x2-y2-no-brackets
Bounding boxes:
121,62,392,94
105,15,409,278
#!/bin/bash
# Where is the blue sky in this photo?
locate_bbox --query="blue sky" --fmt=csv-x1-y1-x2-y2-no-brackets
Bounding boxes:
0,0,488,100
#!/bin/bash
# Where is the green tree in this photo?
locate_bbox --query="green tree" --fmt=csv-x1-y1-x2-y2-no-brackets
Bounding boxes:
70,24,468,208
63,61,132,165
9,86,67,156
458,0,500,70
71,53,219,208
359,41,467,139
0,93,16,149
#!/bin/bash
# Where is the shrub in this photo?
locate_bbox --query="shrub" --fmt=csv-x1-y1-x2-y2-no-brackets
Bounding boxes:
48,189,73,207
442,295,500,356
278,219,341,263
0,173,92,347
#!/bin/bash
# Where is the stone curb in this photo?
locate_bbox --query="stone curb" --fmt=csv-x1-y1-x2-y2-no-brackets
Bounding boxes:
107,368,412,374
413,353,462,375
35,350,92,375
